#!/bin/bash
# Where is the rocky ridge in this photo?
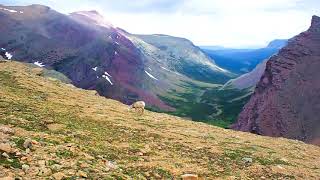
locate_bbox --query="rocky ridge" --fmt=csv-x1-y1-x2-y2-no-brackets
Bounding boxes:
233,16,320,145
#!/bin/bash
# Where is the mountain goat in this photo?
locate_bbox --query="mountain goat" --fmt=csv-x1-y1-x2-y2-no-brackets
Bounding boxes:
129,101,146,115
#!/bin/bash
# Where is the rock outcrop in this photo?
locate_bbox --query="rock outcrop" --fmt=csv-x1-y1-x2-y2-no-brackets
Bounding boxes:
232,16,320,145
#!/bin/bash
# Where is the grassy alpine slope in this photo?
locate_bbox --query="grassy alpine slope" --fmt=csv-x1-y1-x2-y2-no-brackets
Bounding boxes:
0,61,320,179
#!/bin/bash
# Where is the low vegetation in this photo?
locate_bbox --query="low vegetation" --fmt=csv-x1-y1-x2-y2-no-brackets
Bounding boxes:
158,81,251,128
0,61,319,179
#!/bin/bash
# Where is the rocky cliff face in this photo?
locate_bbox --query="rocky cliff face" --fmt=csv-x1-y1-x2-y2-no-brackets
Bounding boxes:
232,16,320,145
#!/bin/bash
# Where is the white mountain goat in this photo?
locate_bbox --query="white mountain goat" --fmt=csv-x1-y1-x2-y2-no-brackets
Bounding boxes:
0,49,12,61
128,101,146,115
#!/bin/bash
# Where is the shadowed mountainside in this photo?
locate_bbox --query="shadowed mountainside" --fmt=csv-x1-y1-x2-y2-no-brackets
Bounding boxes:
233,15,320,146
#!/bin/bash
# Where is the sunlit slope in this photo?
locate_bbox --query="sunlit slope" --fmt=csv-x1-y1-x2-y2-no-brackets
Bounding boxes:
0,61,319,179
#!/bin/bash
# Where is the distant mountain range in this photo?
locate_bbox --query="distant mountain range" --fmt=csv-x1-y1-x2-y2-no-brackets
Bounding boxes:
0,4,233,112
222,59,267,90
233,15,320,145
202,39,287,74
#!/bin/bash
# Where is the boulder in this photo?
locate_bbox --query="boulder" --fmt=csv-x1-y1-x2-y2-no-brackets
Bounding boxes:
181,174,198,180
52,172,65,180
0,143,12,153
23,138,33,149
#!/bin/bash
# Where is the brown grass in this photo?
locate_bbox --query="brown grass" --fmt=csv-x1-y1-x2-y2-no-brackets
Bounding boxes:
0,61,319,179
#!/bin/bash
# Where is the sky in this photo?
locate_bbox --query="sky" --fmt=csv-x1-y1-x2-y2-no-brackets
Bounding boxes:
2,0,320,48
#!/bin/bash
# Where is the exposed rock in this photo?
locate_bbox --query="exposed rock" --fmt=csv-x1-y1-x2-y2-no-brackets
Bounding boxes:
0,143,12,153
15,151,22,156
181,174,198,180
136,152,144,156
0,177,15,180
38,167,52,176
25,148,31,154
82,153,94,160
77,170,87,178
23,138,32,149
38,160,46,167
242,157,253,164
1,152,10,158
104,160,117,171
51,164,62,171
0,125,14,134
21,164,30,172
31,140,39,145
79,162,89,168
0,132,10,143
52,172,65,180
28,166,40,177
232,15,320,145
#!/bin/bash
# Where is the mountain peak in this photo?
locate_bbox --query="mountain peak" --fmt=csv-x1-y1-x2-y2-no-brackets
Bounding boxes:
266,39,287,49
311,15,320,30
70,10,113,28
74,10,102,17
28,4,51,12
88,10,100,14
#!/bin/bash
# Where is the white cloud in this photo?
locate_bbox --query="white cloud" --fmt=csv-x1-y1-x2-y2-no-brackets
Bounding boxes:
93,0,320,47
2,0,320,47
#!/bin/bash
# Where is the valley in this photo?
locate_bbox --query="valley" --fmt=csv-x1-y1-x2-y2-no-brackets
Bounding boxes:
202,39,287,74
0,4,248,127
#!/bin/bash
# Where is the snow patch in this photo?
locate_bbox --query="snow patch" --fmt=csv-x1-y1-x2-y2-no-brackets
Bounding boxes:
19,11,23,14
92,67,98,71
115,42,119,45
5,52,12,60
148,67,152,71
104,71,112,77
1,48,5,51
34,61,45,67
174,72,183,77
161,66,170,71
211,64,229,73
145,71,158,81
114,51,118,55
102,75,113,85
0,7,17,13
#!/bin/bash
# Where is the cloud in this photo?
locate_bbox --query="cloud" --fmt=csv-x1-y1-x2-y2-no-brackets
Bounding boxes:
2,0,320,47
2,0,186,13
